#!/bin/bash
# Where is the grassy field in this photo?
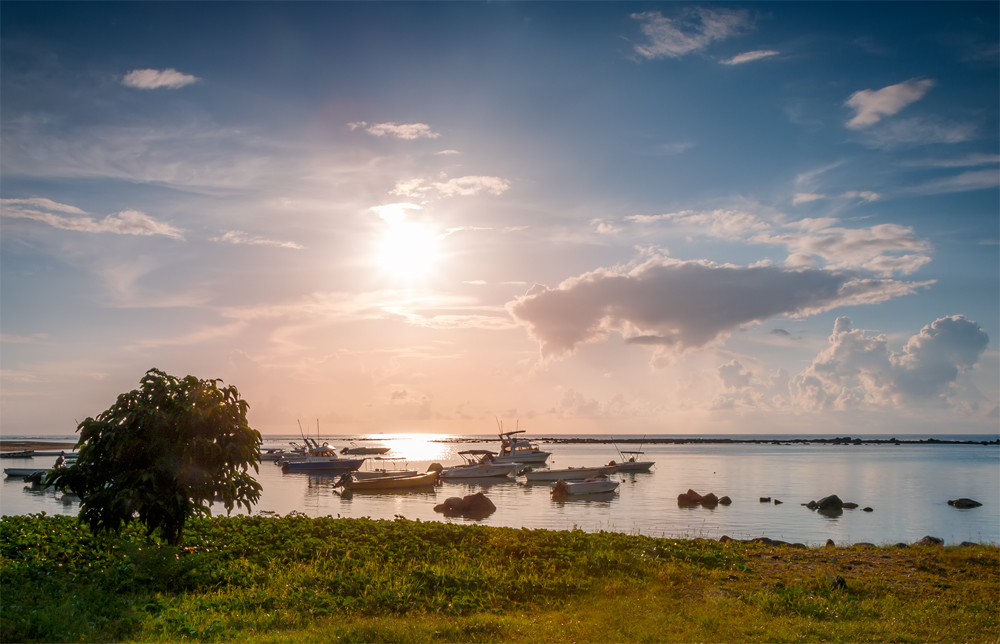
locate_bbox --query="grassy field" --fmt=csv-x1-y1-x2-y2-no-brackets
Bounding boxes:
1,513,997,643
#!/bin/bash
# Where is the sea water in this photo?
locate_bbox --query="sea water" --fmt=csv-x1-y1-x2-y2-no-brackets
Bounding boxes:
3,434,997,546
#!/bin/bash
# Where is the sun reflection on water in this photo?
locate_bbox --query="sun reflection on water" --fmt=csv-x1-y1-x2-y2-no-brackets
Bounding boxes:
368,434,454,462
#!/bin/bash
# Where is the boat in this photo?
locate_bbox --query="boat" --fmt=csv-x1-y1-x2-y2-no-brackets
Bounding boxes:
3,467,50,479
1,450,35,459
439,450,520,479
353,457,417,480
612,451,655,472
493,421,550,464
281,435,364,473
551,474,620,497
524,465,618,481
340,442,391,455
340,470,439,491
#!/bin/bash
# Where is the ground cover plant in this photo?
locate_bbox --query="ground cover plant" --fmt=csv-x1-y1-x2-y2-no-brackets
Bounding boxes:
1,513,997,643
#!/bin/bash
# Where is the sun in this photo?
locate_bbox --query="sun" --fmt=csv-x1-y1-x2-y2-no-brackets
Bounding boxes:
377,222,440,278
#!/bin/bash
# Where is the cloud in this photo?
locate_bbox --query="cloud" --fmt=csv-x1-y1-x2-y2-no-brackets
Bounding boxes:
122,68,200,89
506,256,929,364
903,169,1000,196
792,315,989,409
845,78,935,129
593,219,622,235
210,231,304,249
859,117,977,148
898,153,1000,168
1,201,183,239
348,121,440,140
721,50,779,65
0,198,86,214
436,150,460,155
632,8,750,59
770,328,791,337
718,360,753,388
626,209,770,238
390,179,427,196
370,203,422,224
793,193,827,205
794,191,879,205
432,175,510,197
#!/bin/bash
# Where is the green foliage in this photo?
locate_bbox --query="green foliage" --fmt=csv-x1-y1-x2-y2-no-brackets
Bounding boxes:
47,368,262,545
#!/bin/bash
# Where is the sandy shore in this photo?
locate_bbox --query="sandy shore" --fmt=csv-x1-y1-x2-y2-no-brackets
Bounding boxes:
1,441,77,451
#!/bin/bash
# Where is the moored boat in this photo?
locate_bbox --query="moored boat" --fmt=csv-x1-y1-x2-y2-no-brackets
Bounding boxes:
439,450,519,479
342,470,439,491
524,465,618,481
493,423,550,464
3,467,51,479
0,450,35,459
341,442,391,455
551,474,619,497
612,451,655,472
281,436,364,473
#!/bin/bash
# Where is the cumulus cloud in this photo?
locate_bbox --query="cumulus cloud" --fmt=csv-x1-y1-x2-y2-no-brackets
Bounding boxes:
1,200,183,239
557,389,637,419
712,361,790,410
792,315,989,409
210,231,304,249
432,175,510,197
506,256,929,364
348,121,440,139
122,68,200,89
845,78,935,128
632,8,750,59
721,50,779,65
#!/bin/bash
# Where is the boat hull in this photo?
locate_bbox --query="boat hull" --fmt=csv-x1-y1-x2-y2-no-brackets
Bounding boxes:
282,458,364,473
440,463,518,479
348,471,438,491
525,466,618,481
3,467,51,478
615,461,655,472
552,477,620,496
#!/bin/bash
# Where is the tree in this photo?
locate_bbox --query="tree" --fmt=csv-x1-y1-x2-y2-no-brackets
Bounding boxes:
49,368,262,545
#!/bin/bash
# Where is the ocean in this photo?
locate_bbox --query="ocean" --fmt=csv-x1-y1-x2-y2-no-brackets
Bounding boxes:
3,434,997,546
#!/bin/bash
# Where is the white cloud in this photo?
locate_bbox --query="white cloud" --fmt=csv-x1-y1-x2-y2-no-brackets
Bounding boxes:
122,68,200,89
432,175,510,197
349,121,440,140
1,202,183,239
632,8,750,59
0,198,86,214
859,117,977,148
899,154,1000,168
370,203,422,225
594,219,622,235
792,315,989,409
626,209,770,238
506,256,929,364
793,193,827,205
210,231,304,249
436,150,460,155
845,78,935,129
712,361,790,410
842,190,881,202
721,50,779,65
390,179,427,196
904,169,1000,195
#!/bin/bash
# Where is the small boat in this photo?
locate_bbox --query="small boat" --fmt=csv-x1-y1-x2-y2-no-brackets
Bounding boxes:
524,465,618,481
3,467,51,479
353,457,418,480
341,442,391,455
551,474,619,497
612,451,655,472
1,450,35,459
281,435,364,473
493,421,550,464
342,470,439,491
439,450,520,479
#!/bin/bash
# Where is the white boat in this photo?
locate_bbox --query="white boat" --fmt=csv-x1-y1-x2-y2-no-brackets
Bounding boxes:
352,457,418,480
341,442,391,455
3,467,50,479
551,474,619,496
281,436,364,473
493,424,550,464
439,450,519,479
524,465,618,481
613,453,655,472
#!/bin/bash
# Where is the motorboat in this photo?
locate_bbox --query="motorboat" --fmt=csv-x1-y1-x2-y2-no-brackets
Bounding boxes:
3,467,50,479
281,436,364,473
524,465,618,481
612,451,655,472
341,442,391,455
493,425,550,464
352,457,418,480
340,470,438,491
551,474,619,497
439,450,520,479
0,450,35,459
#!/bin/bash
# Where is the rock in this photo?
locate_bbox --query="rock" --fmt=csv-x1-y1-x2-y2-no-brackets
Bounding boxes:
677,489,704,505
433,493,496,519
806,500,818,509
719,535,733,543
774,499,783,505
862,507,873,512
825,539,836,548
842,502,858,509
701,492,719,506
947,498,982,509
817,495,844,511
959,541,979,547
830,574,847,590
760,497,771,503
426,463,444,473
718,496,732,505
893,542,909,548
918,535,944,546
678,489,729,508
853,542,875,548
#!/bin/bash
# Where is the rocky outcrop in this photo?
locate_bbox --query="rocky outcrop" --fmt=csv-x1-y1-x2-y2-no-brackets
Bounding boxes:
719,535,805,548
918,535,944,546
433,493,496,519
759,497,771,503
947,498,982,509
677,489,728,508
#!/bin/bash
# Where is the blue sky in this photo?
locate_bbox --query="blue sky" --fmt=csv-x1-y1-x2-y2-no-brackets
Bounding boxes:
2,2,997,436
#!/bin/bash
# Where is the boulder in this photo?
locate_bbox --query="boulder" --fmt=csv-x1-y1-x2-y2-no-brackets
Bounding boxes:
817,495,844,511
718,496,732,505
918,535,944,547
760,497,771,503
947,498,982,509
842,502,858,509
433,493,496,519
825,539,836,548
677,489,729,508
959,541,979,547
701,492,719,506
677,489,704,505
862,507,873,512
774,499,783,505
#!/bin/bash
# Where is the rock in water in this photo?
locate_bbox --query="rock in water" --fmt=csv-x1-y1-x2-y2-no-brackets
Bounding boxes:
947,498,982,509
817,495,844,511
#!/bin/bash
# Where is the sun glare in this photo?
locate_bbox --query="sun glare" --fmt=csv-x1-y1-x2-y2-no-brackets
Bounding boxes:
378,222,440,278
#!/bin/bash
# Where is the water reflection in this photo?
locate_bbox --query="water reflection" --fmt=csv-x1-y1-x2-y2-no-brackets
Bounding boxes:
552,491,618,504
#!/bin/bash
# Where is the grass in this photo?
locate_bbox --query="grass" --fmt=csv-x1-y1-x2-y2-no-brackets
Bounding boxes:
1,513,997,643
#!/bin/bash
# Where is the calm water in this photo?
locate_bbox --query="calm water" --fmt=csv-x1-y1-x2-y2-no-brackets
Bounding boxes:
3,434,997,546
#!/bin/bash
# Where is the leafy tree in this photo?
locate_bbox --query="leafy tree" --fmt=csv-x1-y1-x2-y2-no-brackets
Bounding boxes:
49,368,262,545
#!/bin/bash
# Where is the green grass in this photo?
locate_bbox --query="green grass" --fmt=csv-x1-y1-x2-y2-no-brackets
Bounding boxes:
2,513,997,642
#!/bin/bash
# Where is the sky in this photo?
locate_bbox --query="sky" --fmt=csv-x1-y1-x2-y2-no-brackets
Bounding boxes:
1,2,998,437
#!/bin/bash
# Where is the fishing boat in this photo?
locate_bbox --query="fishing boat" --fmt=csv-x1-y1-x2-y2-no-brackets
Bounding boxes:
3,467,50,479
340,470,439,491
340,442,391,455
551,474,619,497
524,464,618,481
281,425,364,473
493,421,550,464
439,450,519,479
352,457,418,480
0,450,35,459
613,451,655,472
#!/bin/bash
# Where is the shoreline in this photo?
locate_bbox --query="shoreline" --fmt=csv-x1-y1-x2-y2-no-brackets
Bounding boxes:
1,440,77,451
